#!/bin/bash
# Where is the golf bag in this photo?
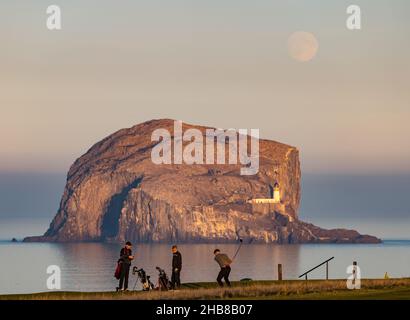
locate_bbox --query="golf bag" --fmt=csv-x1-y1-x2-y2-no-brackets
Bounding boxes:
114,260,122,280
132,266,155,291
155,266,172,291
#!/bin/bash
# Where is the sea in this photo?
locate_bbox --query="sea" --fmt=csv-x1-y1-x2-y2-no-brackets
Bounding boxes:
0,217,409,295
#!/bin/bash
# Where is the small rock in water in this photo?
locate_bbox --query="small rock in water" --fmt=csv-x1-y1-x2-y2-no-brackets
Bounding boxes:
11,238,18,243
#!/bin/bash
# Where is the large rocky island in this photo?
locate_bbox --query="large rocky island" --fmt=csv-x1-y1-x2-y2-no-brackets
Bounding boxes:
24,119,380,244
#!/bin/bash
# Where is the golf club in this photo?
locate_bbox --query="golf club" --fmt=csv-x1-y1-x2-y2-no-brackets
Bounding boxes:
232,238,243,260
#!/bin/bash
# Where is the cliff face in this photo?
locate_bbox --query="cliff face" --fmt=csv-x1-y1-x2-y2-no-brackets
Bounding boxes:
24,119,380,244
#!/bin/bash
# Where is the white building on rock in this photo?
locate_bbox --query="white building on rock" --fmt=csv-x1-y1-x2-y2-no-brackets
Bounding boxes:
248,182,281,204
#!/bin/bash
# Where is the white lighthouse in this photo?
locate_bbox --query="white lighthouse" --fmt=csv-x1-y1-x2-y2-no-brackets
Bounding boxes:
273,182,280,203
247,178,281,205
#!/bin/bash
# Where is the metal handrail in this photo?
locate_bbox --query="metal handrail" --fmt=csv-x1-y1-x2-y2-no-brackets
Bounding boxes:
298,257,334,280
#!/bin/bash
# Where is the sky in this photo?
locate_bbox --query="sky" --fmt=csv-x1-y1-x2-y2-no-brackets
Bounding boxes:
0,0,409,174
0,1,409,234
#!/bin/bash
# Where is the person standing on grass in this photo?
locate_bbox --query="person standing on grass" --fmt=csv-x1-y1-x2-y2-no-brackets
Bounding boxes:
171,245,182,289
213,249,232,287
117,241,134,292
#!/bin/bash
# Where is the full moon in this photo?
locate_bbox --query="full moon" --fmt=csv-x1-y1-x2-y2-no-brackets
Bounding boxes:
287,31,319,62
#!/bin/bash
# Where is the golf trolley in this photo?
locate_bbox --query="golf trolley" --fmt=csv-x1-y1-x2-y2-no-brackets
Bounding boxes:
132,266,155,291
155,266,172,291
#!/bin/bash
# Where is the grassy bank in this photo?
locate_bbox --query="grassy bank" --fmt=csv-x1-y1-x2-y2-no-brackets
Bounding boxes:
1,279,410,300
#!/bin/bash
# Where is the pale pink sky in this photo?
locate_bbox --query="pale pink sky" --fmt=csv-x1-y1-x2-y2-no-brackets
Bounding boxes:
0,0,409,174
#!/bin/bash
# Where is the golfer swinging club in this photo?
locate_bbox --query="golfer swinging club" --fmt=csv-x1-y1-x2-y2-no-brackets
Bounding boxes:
213,249,233,287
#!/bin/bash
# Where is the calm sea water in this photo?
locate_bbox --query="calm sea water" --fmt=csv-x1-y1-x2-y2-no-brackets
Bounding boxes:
0,219,409,295
1,241,409,295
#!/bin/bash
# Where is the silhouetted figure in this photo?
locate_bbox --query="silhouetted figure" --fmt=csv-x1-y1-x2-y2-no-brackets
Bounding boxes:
171,245,182,289
117,241,134,291
214,249,232,287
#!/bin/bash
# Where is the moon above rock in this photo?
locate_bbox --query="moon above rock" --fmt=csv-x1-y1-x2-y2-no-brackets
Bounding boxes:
287,31,319,62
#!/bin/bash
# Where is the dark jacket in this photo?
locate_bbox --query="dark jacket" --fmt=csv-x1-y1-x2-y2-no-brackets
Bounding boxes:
120,247,132,265
214,253,232,268
172,251,182,270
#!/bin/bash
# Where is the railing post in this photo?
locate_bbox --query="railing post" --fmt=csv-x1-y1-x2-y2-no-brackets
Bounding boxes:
299,257,334,281
278,264,283,281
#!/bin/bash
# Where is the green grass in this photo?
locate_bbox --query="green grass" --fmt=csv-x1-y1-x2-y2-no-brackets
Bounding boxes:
299,287,410,300
1,279,410,300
